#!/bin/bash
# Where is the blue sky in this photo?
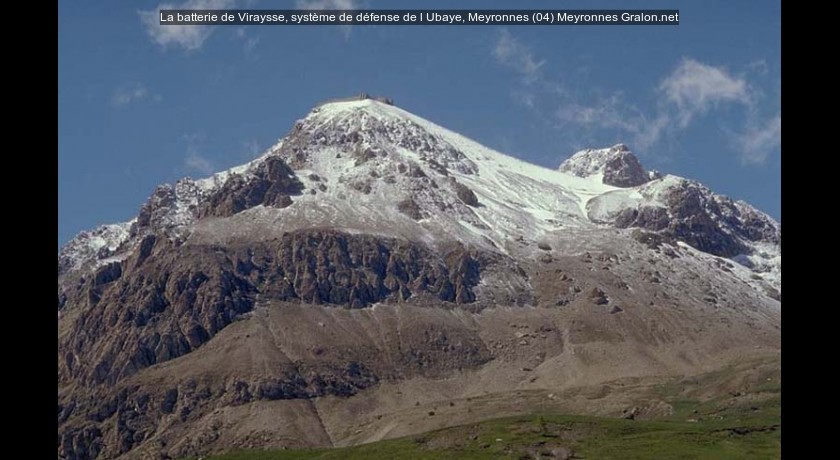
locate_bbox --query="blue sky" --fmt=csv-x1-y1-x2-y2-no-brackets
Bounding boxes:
58,0,781,246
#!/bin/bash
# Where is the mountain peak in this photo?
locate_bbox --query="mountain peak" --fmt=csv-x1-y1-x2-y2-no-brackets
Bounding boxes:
559,144,650,187
319,93,395,107
59,95,781,460
60,100,780,295
307,97,400,122
309,94,397,119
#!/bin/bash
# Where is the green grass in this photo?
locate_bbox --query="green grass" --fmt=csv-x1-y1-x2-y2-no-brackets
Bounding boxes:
184,396,780,460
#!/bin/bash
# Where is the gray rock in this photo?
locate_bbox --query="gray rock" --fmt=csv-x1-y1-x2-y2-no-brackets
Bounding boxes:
559,144,650,187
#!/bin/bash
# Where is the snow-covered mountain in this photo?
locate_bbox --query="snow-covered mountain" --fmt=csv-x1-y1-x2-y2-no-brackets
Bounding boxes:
59,97,781,293
559,143,659,187
57,96,781,460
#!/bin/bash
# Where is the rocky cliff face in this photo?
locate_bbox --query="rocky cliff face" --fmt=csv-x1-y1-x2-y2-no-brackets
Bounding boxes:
608,178,780,257
559,144,650,187
59,230,493,386
197,156,304,218
58,99,781,459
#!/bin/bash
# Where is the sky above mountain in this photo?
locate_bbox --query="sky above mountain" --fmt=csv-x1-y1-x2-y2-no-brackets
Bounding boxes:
58,0,781,246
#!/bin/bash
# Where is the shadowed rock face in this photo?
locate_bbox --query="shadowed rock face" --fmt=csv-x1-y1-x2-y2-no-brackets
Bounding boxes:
602,148,649,187
57,229,498,459
452,179,479,206
60,238,256,387
198,157,304,218
58,230,488,387
559,144,650,188
58,301,496,460
58,228,496,459
236,230,484,306
611,180,779,258
58,361,385,460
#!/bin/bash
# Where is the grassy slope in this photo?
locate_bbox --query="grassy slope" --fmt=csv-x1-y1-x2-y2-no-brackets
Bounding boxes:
185,394,780,460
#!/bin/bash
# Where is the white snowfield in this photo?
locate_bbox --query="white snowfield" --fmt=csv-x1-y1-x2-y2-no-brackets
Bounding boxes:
59,99,781,294
58,220,135,274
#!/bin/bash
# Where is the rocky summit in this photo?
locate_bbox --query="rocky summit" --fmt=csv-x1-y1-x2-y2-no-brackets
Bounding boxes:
57,97,781,460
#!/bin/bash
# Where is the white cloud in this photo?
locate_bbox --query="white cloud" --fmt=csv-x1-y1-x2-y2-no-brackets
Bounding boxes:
746,59,769,75
111,83,149,107
296,0,360,39
234,26,259,52
243,139,261,157
492,31,664,150
632,114,670,152
185,151,213,174
736,114,781,164
111,83,150,107
491,33,777,164
510,89,537,109
183,134,214,174
660,58,751,127
245,36,259,51
493,29,545,84
139,0,238,52
555,96,669,151
556,94,636,132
